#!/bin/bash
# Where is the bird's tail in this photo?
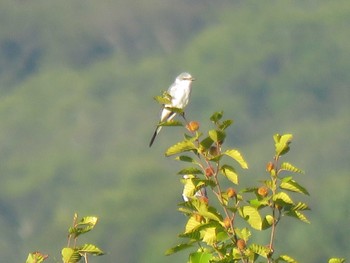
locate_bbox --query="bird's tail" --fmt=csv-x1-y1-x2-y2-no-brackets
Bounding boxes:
149,126,162,147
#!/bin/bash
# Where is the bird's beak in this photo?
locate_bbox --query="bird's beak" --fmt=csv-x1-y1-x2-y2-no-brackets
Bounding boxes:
190,77,195,81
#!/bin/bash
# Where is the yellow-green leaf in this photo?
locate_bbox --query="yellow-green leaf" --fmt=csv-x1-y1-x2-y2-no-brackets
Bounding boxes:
280,162,304,174
280,177,309,195
328,258,346,263
239,206,262,230
220,165,238,184
202,227,217,246
62,248,81,263
166,140,196,156
165,243,193,256
274,134,293,156
224,149,248,169
278,254,298,263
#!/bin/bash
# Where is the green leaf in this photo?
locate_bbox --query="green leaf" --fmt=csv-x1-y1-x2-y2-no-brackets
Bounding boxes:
175,155,197,164
165,140,196,156
26,252,48,263
249,243,270,258
199,136,214,152
274,134,293,156
210,111,223,123
154,93,171,104
285,210,310,224
189,251,213,263
62,247,81,263
224,149,248,169
277,254,298,263
239,206,262,230
165,243,193,256
220,165,238,184
178,167,203,175
280,177,309,195
280,162,304,174
219,119,233,130
158,120,183,127
262,215,274,230
208,129,226,143
235,227,251,241
78,244,104,256
202,227,217,246
69,216,98,238
273,192,294,205
328,258,346,263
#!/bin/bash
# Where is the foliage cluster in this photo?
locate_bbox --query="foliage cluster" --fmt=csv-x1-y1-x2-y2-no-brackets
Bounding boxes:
26,214,103,263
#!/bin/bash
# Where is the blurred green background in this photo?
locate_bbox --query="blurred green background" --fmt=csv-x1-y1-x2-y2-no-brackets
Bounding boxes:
0,0,349,262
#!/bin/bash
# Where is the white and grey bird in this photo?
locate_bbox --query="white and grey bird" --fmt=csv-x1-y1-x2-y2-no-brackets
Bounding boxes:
149,72,195,147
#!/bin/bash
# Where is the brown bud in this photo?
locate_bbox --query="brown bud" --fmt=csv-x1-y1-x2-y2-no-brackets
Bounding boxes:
236,239,246,250
194,213,203,222
257,186,269,197
199,196,209,205
209,146,219,156
186,121,200,132
227,188,236,198
223,217,232,229
205,166,215,177
266,162,274,172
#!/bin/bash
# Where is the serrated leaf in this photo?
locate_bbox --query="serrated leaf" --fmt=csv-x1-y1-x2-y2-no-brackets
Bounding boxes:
208,129,226,143
26,252,48,263
220,165,238,184
175,155,197,164
78,244,104,256
158,120,183,127
185,215,203,233
235,227,251,241
285,210,310,224
202,227,217,246
199,136,214,150
210,111,223,123
69,216,98,238
328,258,346,263
293,202,310,211
239,206,262,230
165,140,196,156
277,254,298,263
154,94,171,105
224,149,248,169
189,251,213,263
178,167,203,175
165,243,193,256
249,243,270,258
274,134,293,156
273,192,294,205
219,119,233,130
280,177,309,195
280,162,304,174
62,248,81,263
262,215,274,230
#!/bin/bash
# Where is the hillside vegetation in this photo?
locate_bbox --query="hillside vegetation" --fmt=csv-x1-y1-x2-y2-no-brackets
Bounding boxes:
0,1,348,262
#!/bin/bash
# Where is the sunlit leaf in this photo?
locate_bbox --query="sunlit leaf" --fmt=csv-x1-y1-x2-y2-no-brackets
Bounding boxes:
26,252,48,263
280,162,304,174
220,165,238,184
199,136,214,151
202,227,217,246
165,140,196,156
273,192,294,205
328,258,346,263
239,206,262,230
62,247,81,263
261,215,274,230
78,244,104,256
189,251,213,263
249,243,270,258
280,177,309,195
224,149,248,169
208,129,226,143
165,243,193,256
285,210,310,224
274,134,293,156
277,254,298,263
153,93,171,104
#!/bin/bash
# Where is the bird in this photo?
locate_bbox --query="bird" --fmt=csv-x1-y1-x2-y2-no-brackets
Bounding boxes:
149,72,195,147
